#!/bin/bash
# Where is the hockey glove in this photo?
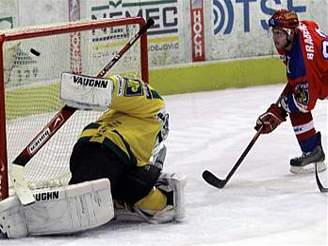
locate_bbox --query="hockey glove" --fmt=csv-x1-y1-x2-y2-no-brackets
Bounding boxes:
255,104,287,134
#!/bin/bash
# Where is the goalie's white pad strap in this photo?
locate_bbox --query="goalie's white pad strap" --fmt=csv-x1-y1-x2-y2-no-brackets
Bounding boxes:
10,164,36,205
0,178,114,238
60,72,113,111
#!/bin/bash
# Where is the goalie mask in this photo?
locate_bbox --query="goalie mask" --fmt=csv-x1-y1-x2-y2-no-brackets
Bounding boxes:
268,9,299,48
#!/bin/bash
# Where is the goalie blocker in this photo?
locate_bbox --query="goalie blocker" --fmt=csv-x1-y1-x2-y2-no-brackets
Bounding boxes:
60,72,114,111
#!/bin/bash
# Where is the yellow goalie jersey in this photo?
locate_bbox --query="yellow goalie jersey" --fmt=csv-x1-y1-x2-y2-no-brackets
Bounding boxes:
78,75,168,167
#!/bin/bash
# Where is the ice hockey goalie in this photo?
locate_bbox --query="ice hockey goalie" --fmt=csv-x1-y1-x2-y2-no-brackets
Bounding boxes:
0,74,186,238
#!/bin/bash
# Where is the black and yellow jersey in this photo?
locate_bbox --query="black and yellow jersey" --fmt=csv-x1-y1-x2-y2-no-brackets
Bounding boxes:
78,75,167,167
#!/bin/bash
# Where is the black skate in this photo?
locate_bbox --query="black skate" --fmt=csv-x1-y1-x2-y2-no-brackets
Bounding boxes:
290,132,326,174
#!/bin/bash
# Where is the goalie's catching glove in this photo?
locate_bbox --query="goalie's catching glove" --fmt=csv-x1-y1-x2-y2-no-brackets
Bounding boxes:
255,104,287,134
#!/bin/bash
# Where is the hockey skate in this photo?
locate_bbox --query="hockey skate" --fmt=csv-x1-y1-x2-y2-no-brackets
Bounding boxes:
290,133,326,174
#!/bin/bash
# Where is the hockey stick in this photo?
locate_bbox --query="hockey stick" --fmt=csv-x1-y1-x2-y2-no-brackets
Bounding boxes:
202,127,263,189
315,162,328,192
11,18,154,205
202,85,288,189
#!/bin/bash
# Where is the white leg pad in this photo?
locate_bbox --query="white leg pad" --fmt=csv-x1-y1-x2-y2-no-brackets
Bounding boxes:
0,178,114,238
154,172,186,223
0,196,28,238
114,173,186,224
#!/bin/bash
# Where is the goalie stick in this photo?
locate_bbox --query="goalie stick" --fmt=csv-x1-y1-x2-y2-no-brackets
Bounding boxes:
10,18,155,205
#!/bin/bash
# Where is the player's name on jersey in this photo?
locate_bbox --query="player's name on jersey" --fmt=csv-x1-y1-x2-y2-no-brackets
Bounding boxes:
73,74,110,88
300,23,314,60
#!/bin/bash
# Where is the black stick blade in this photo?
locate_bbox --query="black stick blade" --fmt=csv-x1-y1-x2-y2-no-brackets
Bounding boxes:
202,170,226,189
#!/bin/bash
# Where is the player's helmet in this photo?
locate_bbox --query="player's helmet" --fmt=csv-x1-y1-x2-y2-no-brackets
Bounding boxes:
268,9,299,33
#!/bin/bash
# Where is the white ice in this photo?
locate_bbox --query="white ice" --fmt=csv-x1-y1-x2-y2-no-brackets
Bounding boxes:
3,84,328,246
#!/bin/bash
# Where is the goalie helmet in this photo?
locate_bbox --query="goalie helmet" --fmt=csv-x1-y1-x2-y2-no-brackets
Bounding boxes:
268,9,299,34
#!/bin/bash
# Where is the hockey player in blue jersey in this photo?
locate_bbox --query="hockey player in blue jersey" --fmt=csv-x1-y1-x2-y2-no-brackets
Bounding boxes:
255,9,327,174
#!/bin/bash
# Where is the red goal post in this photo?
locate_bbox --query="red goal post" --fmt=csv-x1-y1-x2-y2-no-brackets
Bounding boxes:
0,17,149,201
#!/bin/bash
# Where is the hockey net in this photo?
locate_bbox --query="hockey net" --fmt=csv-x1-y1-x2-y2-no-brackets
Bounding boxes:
0,17,149,200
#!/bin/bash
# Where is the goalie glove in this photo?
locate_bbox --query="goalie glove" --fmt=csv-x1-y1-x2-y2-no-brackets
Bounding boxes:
60,72,113,111
255,104,287,134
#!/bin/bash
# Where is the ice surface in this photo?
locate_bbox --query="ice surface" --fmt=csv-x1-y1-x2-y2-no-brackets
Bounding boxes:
3,84,327,246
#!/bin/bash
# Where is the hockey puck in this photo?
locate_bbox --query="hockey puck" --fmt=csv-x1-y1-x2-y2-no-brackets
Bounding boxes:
30,48,40,56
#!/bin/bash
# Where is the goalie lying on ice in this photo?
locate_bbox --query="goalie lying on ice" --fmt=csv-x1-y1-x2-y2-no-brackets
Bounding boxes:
0,74,186,239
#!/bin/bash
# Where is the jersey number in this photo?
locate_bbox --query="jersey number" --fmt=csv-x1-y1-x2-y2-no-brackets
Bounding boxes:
322,41,328,59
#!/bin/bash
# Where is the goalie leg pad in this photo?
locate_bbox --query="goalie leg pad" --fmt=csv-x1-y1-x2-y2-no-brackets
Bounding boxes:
0,178,114,238
154,172,186,223
114,172,186,224
0,196,28,238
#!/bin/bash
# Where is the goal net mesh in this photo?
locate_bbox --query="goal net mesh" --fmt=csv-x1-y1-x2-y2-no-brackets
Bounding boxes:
2,18,147,190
